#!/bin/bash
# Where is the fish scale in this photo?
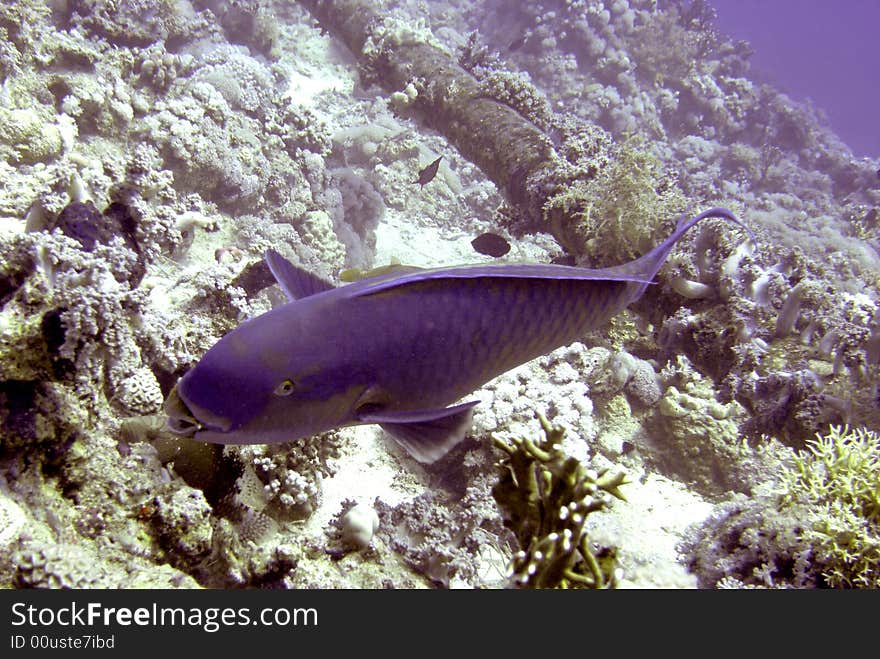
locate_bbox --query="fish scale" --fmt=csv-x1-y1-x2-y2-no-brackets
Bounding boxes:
359,276,628,408
164,207,753,463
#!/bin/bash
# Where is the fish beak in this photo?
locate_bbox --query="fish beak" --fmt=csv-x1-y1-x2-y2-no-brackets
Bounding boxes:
163,384,202,437
163,382,234,438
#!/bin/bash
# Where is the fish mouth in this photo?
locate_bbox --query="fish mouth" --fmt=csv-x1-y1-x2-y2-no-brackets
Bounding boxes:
163,383,231,437
163,384,202,436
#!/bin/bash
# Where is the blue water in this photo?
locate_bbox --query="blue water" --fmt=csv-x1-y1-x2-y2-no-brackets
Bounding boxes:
712,0,879,158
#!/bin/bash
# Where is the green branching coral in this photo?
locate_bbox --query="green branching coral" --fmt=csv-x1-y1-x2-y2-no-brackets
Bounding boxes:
778,425,880,588
542,138,686,267
491,414,627,589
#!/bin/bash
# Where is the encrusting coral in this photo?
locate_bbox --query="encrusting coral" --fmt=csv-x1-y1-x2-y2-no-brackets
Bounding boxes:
651,355,749,496
491,413,627,588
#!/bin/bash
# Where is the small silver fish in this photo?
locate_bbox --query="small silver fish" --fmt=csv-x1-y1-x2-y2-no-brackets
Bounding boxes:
165,207,753,462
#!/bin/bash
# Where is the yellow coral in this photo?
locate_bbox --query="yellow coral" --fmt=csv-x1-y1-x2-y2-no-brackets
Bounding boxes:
779,425,880,587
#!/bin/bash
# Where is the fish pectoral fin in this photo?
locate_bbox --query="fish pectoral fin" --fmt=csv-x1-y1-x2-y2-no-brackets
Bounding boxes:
264,249,335,300
358,401,479,464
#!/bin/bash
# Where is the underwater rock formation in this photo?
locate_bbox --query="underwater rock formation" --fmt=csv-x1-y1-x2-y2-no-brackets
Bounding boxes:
298,0,690,264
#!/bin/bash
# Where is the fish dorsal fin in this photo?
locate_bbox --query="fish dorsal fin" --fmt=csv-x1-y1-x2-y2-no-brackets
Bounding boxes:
348,261,654,301
264,249,335,300
344,208,753,303
357,400,479,463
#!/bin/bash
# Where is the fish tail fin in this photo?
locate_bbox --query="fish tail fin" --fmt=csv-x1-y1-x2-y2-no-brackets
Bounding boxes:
609,207,755,300
673,207,757,248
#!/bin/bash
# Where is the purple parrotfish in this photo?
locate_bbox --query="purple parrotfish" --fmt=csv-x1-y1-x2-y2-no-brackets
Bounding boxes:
164,207,753,462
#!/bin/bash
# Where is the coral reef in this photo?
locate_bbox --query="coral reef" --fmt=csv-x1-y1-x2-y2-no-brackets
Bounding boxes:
474,341,599,454
0,0,877,591
232,433,342,520
152,486,214,570
13,543,110,588
650,355,748,496
680,490,819,589
69,0,212,48
0,481,27,549
477,69,555,132
375,481,504,588
542,136,687,265
0,107,64,164
683,425,880,588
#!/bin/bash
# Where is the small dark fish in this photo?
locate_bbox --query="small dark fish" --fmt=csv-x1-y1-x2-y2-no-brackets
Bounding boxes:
507,34,528,51
52,201,104,251
413,155,442,187
471,232,511,257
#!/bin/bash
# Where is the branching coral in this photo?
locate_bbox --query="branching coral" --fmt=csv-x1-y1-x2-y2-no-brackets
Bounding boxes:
232,433,341,522
683,425,880,588
542,136,686,266
492,413,627,588
778,425,880,588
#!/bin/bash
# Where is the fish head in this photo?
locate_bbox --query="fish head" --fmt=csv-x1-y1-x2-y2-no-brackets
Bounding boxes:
164,307,363,444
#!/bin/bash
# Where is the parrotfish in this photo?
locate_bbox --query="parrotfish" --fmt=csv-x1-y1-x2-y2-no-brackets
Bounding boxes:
165,207,753,463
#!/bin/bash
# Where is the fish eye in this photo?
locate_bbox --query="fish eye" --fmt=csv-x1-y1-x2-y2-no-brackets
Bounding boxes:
274,379,295,396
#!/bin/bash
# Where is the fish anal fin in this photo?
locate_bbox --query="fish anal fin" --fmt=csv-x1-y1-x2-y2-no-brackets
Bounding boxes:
357,401,479,463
